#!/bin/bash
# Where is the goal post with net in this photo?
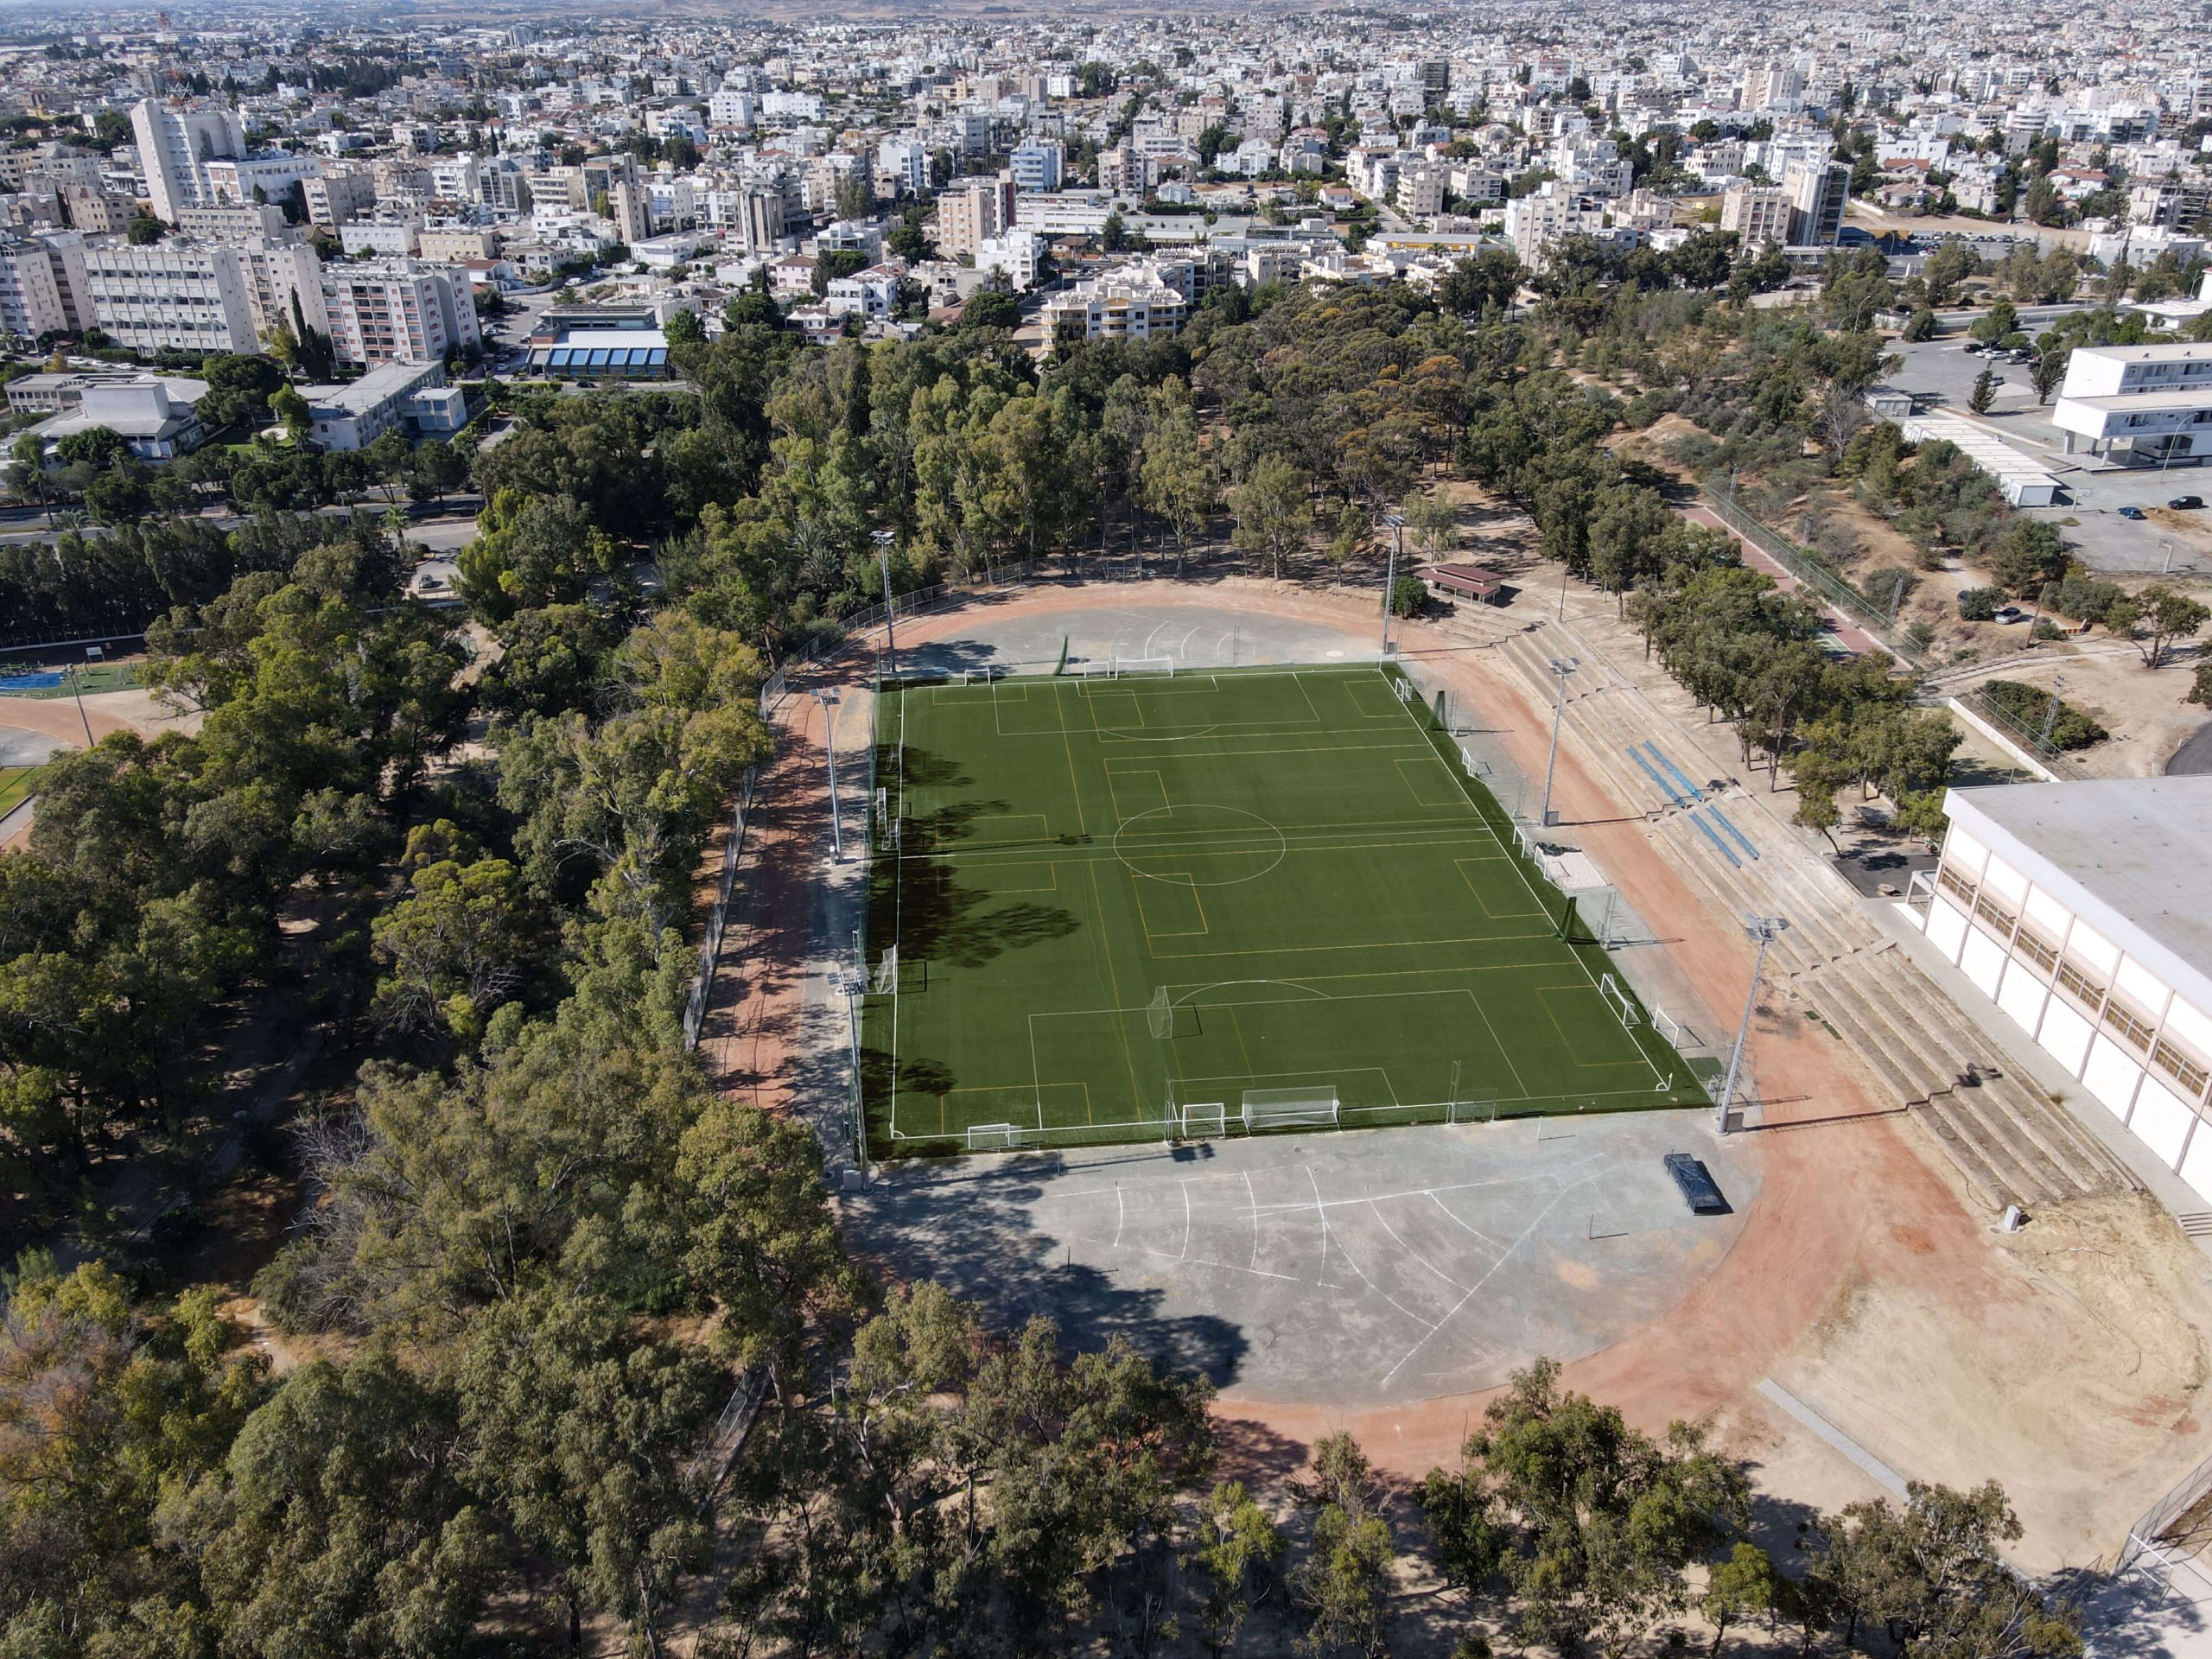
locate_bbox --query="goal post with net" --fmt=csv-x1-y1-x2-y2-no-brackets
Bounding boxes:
1179,1102,1226,1138
1242,1086,1340,1132
1112,656,1175,677
1599,972,1637,1028
874,945,899,996
1147,985,1173,1039
966,1122,1024,1152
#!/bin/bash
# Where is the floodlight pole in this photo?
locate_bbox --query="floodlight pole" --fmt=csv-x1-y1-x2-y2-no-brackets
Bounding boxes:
2038,674,2066,752
1381,510,1405,652
1717,916,1787,1135
1538,656,1579,828
816,689,844,861
874,529,898,678
842,969,868,1185
67,664,92,747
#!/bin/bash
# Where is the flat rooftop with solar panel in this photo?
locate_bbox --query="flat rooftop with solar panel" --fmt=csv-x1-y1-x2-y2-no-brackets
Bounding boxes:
858,660,1708,1155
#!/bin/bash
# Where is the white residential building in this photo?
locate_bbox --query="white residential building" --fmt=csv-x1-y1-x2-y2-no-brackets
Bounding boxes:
130,99,246,224
975,229,1045,289
316,259,480,367
0,238,78,337
1503,183,1608,270
1041,272,1188,341
80,240,259,354
1010,140,1065,193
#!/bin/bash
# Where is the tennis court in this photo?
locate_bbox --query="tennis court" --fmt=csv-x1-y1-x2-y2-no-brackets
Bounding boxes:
860,664,1706,1154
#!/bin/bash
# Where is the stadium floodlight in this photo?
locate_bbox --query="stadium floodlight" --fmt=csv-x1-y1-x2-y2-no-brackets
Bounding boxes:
815,688,843,862
1539,657,1580,828
874,530,898,677
1716,916,1787,1135
1382,510,1406,652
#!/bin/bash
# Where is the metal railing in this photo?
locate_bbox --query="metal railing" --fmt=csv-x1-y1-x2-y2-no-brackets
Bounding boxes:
1706,483,1927,669
1951,684,2092,782
680,766,760,1051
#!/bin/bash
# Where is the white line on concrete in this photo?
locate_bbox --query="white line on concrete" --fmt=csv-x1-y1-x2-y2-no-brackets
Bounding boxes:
1755,1378,1910,1498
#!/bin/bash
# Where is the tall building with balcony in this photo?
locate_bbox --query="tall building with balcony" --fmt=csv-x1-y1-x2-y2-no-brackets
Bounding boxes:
130,99,246,224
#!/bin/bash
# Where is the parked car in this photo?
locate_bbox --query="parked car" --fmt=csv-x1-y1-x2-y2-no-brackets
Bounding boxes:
1991,606,2024,624
2120,505,2147,520
2170,494,2205,511
1663,1153,1728,1215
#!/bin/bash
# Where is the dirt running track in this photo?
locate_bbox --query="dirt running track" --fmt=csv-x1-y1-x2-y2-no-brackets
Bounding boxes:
698,576,2212,1567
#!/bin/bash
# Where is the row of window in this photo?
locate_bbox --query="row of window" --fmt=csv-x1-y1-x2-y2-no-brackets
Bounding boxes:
1939,857,2211,1103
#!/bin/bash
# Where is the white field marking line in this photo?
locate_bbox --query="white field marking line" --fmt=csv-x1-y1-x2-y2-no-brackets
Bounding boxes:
1308,1164,1440,1333
1244,1169,1262,1271
1115,1185,1125,1249
1471,993,1533,1101
1236,1152,1612,1217
1379,1173,1597,1388
1363,1194,1471,1294
1054,1229,1309,1282
1181,1180,1193,1262
1380,667,1668,1090
1428,1191,1507,1254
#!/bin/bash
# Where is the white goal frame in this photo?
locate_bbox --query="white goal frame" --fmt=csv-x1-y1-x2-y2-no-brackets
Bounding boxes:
1147,985,1174,1040
1112,655,1176,678
874,945,899,996
960,666,996,683
967,1122,1024,1152
1599,973,1638,1029
1242,1086,1340,1131
1652,1005,1684,1048
1391,676,1414,702
1179,1102,1227,1138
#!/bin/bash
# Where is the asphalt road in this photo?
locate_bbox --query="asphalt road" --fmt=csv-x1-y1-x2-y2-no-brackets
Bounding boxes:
2167,721,2212,774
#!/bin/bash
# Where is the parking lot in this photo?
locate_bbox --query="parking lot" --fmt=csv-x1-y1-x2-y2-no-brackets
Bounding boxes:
1885,316,2212,574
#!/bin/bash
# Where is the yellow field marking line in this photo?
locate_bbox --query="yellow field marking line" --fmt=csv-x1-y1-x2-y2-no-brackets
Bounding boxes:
1131,871,1211,943
1084,859,1147,1114
1052,679,1089,836
1393,754,1473,809
1456,858,1548,919
1535,984,1657,1071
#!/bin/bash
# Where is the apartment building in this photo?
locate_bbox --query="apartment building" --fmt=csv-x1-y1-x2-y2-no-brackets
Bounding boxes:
1719,181,1790,248
2052,341,2212,467
172,201,293,243
0,238,71,337
317,259,480,368
1041,272,1188,341
130,98,246,223
303,168,377,230
202,154,321,209
80,240,259,354
1010,140,1065,194
1503,182,1608,270
937,174,1017,260
1782,158,1850,246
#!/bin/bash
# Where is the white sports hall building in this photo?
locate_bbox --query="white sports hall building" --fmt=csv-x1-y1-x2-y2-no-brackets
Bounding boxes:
1908,777,2212,1201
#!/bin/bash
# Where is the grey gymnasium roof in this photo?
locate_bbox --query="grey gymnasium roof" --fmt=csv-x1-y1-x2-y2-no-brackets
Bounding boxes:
1947,776,2212,1005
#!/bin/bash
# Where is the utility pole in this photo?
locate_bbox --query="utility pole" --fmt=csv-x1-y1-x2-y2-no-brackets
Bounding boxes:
2038,674,2066,753
1381,510,1404,652
1538,656,1579,828
816,688,844,861
1718,916,1788,1135
841,967,868,1185
874,529,898,678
